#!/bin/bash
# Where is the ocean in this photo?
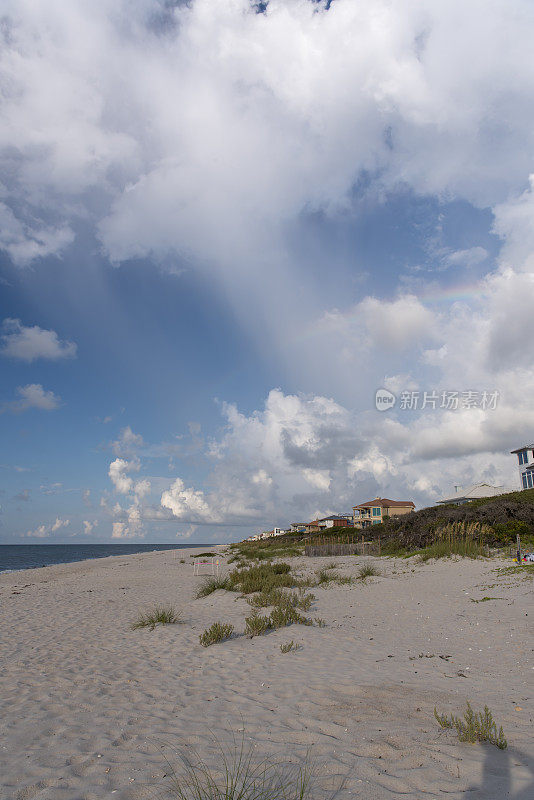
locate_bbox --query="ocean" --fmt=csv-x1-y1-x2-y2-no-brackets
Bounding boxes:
0,543,216,573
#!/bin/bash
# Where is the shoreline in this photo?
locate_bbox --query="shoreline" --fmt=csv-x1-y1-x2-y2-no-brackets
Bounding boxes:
1,548,532,799
0,541,227,576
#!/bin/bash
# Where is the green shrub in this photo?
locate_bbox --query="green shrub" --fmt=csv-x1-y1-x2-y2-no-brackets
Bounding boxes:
314,618,327,627
434,702,507,749
132,604,181,630
245,612,272,637
191,552,218,558
491,520,531,544
269,605,311,629
199,622,234,647
195,576,231,598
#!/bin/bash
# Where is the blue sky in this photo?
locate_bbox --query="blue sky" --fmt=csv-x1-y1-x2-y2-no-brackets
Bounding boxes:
1,0,534,543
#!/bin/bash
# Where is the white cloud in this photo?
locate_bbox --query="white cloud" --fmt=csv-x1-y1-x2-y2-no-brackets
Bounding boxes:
112,426,144,456
108,457,139,494
0,318,76,361
161,478,216,522
357,295,437,352
2,384,62,413
83,520,96,535
26,517,69,537
2,0,534,283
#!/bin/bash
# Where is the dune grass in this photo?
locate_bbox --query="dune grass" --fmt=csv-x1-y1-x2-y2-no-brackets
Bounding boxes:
132,604,181,630
416,539,487,561
316,568,353,586
191,552,218,558
244,612,272,637
199,622,234,647
357,562,381,580
228,562,298,595
434,702,507,749
163,733,312,800
195,576,231,598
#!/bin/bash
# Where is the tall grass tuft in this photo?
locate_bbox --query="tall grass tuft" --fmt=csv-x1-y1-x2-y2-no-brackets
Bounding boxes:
132,604,181,630
162,733,312,800
357,563,380,580
434,702,507,749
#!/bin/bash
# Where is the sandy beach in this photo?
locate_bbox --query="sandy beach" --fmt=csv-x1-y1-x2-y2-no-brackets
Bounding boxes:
1,548,532,800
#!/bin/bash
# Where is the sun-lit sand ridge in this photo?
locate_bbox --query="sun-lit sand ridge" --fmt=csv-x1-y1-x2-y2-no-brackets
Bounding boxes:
0,548,532,799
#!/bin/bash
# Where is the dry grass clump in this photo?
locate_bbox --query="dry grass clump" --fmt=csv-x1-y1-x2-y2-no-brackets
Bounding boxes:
162,733,312,800
199,622,234,647
434,702,507,749
132,604,181,630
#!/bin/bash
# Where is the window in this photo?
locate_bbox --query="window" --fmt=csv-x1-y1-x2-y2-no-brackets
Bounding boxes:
522,474,528,489
528,472,534,489
518,450,529,465
372,519,381,524
372,507,381,516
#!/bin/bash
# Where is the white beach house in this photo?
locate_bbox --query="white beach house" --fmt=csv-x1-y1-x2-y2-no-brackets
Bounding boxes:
511,444,534,489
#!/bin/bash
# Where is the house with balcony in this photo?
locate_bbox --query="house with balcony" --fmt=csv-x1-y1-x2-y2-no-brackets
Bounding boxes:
352,497,415,528
511,444,534,489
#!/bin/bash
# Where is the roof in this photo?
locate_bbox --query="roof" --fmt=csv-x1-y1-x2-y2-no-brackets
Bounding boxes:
318,515,349,521
437,483,509,504
353,498,415,510
511,445,534,453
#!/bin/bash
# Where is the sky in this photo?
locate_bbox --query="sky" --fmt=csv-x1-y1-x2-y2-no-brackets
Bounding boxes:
1,0,534,544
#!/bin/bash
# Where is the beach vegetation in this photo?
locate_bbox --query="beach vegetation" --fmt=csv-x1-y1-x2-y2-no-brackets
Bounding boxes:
245,612,272,637
163,732,312,800
228,563,297,595
132,604,182,630
280,640,302,653
357,563,380,580
247,588,315,611
269,605,311,629
434,702,507,749
199,622,234,647
315,568,353,586
191,552,218,558
313,618,326,627
195,576,231,598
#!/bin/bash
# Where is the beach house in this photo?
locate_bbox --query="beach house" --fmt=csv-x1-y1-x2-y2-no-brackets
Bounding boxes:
437,483,508,505
352,497,415,528
511,444,534,489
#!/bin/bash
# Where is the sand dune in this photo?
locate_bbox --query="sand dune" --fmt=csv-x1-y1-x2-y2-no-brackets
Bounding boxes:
0,548,532,799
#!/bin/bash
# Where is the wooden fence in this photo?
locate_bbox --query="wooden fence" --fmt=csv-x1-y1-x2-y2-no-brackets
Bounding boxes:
304,534,380,557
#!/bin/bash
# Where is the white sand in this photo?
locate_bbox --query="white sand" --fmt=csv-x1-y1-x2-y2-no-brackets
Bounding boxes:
0,548,532,800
